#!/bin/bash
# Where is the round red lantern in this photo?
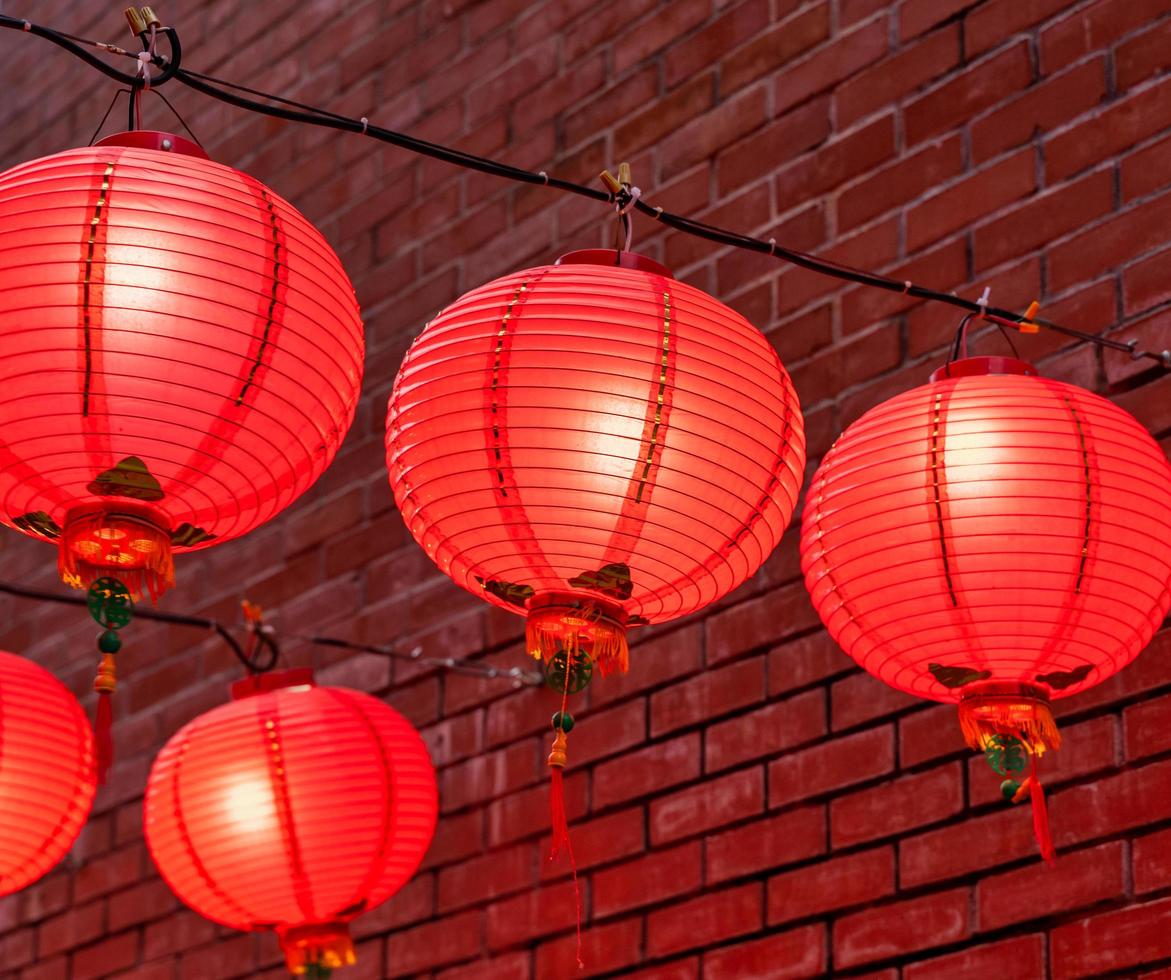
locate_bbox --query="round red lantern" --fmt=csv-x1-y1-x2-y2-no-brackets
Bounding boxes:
144,670,437,974
0,649,96,895
801,355,1171,856
386,249,805,680
0,131,364,600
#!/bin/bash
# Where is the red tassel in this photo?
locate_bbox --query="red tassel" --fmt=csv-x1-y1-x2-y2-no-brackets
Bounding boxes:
95,691,113,785
1030,756,1056,864
548,737,583,970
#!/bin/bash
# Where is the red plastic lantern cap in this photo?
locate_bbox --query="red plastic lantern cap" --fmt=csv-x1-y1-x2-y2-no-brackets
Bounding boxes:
386,249,805,675
144,670,437,974
0,649,96,895
802,354,1171,781
0,132,364,599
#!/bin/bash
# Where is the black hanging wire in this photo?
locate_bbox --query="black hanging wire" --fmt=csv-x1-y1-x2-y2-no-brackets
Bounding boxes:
0,12,1167,368
0,581,541,685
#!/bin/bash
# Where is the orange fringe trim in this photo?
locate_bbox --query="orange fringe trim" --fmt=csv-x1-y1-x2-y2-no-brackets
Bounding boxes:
958,692,1061,757
526,601,629,676
59,510,174,602
279,923,356,975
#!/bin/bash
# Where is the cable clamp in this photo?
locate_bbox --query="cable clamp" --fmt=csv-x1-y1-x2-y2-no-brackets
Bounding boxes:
538,170,549,185
360,116,369,134
768,238,777,256
903,280,912,295
618,185,641,215
136,50,152,88
22,20,31,31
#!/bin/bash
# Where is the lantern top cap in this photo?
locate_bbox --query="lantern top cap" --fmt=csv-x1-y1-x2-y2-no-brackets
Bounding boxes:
556,248,674,279
93,130,210,160
231,667,315,701
929,355,1038,383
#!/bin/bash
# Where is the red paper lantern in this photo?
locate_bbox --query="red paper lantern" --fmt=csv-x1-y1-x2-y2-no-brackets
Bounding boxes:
386,250,805,677
0,131,364,600
144,670,437,974
801,355,1171,856
0,649,96,895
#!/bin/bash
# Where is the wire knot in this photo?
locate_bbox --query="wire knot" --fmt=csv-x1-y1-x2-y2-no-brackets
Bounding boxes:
137,50,153,89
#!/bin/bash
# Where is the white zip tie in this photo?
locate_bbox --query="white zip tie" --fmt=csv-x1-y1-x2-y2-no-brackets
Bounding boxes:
360,116,369,134
768,238,777,256
137,50,152,89
618,185,641,215
977,285,991,319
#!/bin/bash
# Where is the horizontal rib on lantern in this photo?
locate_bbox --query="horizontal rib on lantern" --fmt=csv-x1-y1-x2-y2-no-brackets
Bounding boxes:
0,132,363,557
802,358,1171,703
0,650,95,896
144,674,437,969
387,253,806,624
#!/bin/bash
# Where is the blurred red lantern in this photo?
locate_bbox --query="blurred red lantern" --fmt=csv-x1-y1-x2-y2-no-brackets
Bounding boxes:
144,670,437,975
0,649,96,895
0,131,364,601
386,249,805,680
801,355,1171,858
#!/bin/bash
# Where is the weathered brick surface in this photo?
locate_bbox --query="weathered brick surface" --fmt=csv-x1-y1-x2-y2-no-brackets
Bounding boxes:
1,1,1170,977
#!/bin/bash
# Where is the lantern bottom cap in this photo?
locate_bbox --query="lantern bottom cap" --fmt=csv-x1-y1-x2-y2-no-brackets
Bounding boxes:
278,922,356,975
526,593,629,677
958,683,1060,756
58,506,174,602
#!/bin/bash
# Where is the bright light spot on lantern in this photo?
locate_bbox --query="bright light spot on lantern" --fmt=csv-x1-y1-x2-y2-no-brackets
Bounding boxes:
130,538,158,554
96,526,127,541
73,540,102,558
223,778,277,834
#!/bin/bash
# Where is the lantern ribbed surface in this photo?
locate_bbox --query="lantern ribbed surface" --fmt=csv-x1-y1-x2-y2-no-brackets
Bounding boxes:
0,649,95,896
801,356,1171,703
386,250,806,627
0,131,363,587
144,673,436,968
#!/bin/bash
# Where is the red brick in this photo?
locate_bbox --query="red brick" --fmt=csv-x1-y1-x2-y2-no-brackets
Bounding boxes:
536,916,642,979
768,846,894,924
651,656,765,737
1040,0,1171,72
899,0,967,39
570,698,646,767
615,71,714,155
774,115,896,204
965,0,1075,57
704,583,821,664
438,843,535,912
1054,758,1171,847
901,804,1043,887
768,631,854,697
773,18,889,115
613,0,709,73
1051,896,1171,979
702,924,826,980
838,136,964,232
705,806,826,884
1051,189,1171,292
720,4,831,95
978,841,1126,930
972,57,1107,163
831,763,964,847
539,807,645,879
705,688,825,772
905,43,1032,145
650,767,765,845
646,884,762,957
841,237,968,331
590,624,704,708
831,671,919,729
487,770,588,848
973,167,1113,273
836,25,961,128
440,739,538,812
386,910,482,975
594,733,702,810
1135,827,1171,893
899,703,970,766
660,86,769,181
439,952,530,980
178,934,258,980
1117,17,1171,90
665,0,770,89
71,933,139,980
903,934,1046,980
37,903,103,958
833,888,970,968
769,724,895,807
1046,77,1171,182
593,842,702,917
907,148,1036,252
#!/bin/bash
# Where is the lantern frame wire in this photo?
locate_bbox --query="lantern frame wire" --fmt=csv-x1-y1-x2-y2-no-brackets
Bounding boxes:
0,11,1167,370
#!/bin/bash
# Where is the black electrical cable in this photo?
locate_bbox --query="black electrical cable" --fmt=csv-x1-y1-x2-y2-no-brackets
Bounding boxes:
2,12,1167,368
0,580,541,685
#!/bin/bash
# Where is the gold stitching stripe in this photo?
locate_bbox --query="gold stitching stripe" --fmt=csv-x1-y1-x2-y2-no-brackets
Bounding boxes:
491,283,527,498
237,187,283,405
931,392,959,607
635,291,671,504
82,163,115,417
1063,394,1093,592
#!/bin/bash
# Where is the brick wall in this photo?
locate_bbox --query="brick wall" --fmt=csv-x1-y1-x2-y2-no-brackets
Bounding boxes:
0,0,1169,977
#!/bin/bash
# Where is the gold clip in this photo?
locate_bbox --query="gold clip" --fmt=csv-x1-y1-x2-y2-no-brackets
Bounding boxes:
139,6,163,29
124,7,148,35
599,170,622,195
617,161,632,187
1019,300,1041,334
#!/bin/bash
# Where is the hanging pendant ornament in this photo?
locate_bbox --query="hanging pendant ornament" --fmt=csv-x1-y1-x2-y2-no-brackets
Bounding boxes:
801,349,1171,863
87,576,134,784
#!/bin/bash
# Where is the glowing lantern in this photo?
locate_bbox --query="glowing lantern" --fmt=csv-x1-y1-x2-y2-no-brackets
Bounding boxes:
801,355,1171,858
144,670,437,976
386,249,805,680
0,649,96,895
0,131,364,601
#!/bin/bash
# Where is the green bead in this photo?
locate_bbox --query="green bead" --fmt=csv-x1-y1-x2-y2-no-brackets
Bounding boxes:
552,711,575,733
97,630,122,654
1000,778,1021,801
